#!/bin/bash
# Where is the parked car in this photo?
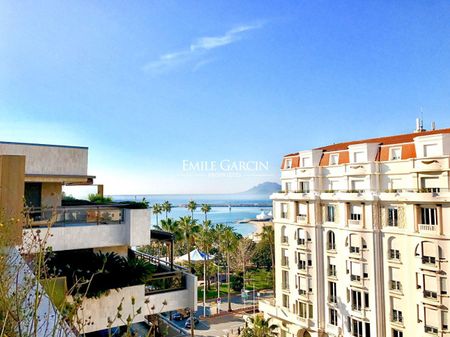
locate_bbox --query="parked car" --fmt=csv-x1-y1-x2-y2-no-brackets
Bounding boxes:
173,308,190,321
184,317,199,329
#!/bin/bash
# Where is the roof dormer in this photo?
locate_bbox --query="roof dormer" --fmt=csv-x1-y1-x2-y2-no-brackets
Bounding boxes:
348,143,379,163
298,149,323,167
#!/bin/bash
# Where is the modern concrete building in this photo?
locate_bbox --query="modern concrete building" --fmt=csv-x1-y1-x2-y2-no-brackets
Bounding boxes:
260,124,450,337
0,141,197,335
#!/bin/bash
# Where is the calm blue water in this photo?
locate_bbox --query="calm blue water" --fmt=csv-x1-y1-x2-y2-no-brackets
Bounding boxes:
111,194,272,236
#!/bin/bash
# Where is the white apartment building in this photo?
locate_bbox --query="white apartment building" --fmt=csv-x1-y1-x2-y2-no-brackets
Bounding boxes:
260,126,450,337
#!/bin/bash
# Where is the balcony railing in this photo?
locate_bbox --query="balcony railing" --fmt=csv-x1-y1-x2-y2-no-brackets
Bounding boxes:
145,271,186,295
25,206,124,227
297,215,307,223
419,224,438,232
348,219,360,225
422,256,436,265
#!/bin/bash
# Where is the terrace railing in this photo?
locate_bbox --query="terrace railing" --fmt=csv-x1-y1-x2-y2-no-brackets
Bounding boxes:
24,206,124,227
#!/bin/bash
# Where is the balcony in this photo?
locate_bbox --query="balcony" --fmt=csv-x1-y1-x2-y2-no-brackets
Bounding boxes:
297,215,308,223
23,206,151,252
348,219,360,226
419,224,439,232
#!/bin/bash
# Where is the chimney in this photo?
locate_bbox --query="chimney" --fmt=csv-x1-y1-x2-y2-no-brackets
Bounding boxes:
431,121,436,130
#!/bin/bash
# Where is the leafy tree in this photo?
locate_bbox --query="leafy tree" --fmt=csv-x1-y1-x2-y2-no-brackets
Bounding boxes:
178,216,199,271
221,226,238,311
88,193,113,203
259,225,275,293
230,273,244,292
186,200,197,218
200,203,211,221
161,201,172,220
152,203,162,226
240,315,278,337
252,239,273,270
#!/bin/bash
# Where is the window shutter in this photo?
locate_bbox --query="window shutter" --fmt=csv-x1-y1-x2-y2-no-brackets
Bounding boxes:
425,275,437,292
423,242,435,257
351,262,361,276
425,307,439,326
390,267,400,281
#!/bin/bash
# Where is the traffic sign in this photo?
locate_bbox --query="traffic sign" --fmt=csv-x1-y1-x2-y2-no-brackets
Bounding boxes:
216,297,221,304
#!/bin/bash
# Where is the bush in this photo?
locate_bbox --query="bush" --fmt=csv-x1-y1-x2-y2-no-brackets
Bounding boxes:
230,274,244,292
88,193,113,204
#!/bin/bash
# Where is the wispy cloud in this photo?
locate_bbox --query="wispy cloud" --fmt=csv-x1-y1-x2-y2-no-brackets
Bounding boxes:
143,23,263,73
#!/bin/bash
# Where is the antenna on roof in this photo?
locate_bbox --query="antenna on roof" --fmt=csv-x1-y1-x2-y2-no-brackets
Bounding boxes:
414,109,426,133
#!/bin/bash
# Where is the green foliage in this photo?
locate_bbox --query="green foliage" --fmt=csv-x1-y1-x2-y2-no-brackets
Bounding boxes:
252,239,273,269
46,250,155,298
240,315,277,337
88,193,113,204
118,198,149,209
230,273,244,292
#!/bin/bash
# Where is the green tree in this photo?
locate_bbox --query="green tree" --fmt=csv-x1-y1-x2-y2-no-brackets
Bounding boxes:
259,225,275,293
178,216,200,271
186,200,197,218
195,220,214,289
161,201,172,220
152,203,162,226
221,226,238,311
240,315,278,337
252,239,272,270
200,203,211,221
155,218,181,258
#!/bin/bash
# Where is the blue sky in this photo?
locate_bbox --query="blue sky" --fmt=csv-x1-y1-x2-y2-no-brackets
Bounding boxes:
1,1,450,195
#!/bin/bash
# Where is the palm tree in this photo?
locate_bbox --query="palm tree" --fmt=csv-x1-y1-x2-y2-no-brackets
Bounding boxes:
195,220,214,289
186,200,197,218
161,201,172,220
155,218,181,258
212,223,227,303
200,203,211,222
221,226,238,311
152,203,162,226
178,216,200,271
241,315,278,337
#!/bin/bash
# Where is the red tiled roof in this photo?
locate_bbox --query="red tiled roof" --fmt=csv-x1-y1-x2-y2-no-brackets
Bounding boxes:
282,128,450,168
314,128,450,152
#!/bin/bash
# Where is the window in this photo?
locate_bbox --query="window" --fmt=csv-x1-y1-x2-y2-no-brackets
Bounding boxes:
388,207,398,227
301,156,312,167
421,177,440,193
329,308,338,326
424,143,439,157
329,281,337,303
350,205,362,221
424,307,439,334
328,257,337,277
390,147,402,160
390,267,401,291
353,151,365,163
297,228,308,246
441,278,447,295
327,205,335,222
350,262,361,282
299,181,310,193
424,274,437,299
330,154,339,165
297,253,311,270
297,301,313,319
281,226,288,243
285,159,292,169
351,180,365,192
389,238,401,260
421,207,438,225
392,329,403,337
282,294,289,308
392,309,403,323
284,182,292,192
281,203,289,219
348,317,368,337
298,276,311,296
363,264,369,279
351,290,363,311
282,270,289,290
364,292,369,308
442,311,448,330
327,231,336,250
281,249,289,266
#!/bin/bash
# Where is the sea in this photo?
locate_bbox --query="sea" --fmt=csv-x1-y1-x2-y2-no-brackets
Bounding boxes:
111,194,272,236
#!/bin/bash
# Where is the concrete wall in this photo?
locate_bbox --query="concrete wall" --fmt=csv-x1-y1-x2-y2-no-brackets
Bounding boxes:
0,142,88,176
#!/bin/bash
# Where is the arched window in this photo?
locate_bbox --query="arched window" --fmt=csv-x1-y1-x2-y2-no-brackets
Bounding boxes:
416,241,437,265
297,228,310,246
349,234,366,254
388,237,400,260
327,231,336,250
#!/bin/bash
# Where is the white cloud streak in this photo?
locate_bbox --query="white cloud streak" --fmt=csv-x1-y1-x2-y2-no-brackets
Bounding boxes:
143,23,262,73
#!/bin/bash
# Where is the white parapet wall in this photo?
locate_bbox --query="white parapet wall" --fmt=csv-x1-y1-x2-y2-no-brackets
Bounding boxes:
22,209,151,252
74,272,198,334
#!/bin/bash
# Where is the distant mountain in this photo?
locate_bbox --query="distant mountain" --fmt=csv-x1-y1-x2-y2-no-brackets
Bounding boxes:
239,182,281,195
